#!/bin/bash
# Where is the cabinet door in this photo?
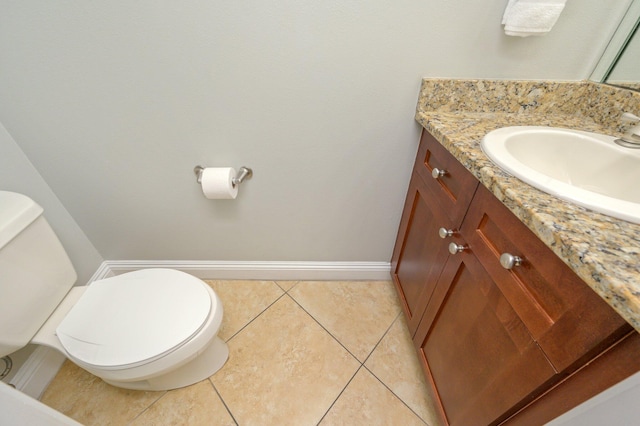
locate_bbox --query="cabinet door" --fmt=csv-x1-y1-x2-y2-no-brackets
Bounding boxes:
414,247,557,426
463,185,631,372
391,174,454,335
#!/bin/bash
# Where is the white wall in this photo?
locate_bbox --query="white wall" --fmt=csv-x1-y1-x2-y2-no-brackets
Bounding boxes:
547,371,640,426
0,0,632,263
0,123,103,285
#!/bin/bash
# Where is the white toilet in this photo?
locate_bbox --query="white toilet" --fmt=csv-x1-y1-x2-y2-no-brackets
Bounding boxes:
0,191,228,391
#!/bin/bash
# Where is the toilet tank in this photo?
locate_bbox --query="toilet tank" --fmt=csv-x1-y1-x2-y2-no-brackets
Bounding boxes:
0,191,77,357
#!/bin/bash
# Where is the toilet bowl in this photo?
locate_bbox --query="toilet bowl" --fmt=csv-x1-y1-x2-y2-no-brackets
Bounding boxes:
0,191,228,391
45,268,228,391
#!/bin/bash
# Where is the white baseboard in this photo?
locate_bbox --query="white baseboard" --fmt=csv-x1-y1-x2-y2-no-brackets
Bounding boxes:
11,346,65,400
92,260,392,282
86,261,113,284
17,260,391,398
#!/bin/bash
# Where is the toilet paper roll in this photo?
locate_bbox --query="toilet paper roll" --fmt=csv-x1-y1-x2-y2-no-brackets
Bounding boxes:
200,167,238,199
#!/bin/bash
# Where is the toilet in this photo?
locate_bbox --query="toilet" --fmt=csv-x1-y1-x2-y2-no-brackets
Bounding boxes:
0,191,228,391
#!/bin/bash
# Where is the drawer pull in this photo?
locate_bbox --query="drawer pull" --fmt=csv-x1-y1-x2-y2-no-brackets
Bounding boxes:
448,242,467,254
431,168,447,179
439,228,455,239
500,253,523,269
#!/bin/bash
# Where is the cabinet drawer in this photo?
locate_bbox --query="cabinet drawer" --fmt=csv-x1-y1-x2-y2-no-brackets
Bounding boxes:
414,130,478,227
463,184,630,372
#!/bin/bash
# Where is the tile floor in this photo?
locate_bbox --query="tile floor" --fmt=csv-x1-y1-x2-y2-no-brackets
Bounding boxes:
40,280,441,425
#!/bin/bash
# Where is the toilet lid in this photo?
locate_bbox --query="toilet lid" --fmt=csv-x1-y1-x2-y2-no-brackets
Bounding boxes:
56,269,212,368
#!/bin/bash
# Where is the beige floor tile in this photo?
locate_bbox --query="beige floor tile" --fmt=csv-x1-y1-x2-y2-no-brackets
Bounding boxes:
205,280,284,341
366,316,442,425
289,281,402,361
210,295,360,426
129,379,235,426
39,281,438,426
40,360,164,426
320,368,426,426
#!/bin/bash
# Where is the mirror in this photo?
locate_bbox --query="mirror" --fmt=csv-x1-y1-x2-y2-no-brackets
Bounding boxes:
606,22,640,90
591,2,640,91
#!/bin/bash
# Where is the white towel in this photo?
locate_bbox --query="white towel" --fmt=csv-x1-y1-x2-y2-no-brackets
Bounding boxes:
502,0,567,37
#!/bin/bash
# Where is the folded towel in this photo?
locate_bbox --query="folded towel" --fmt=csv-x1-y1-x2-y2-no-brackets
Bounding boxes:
502,0,567,37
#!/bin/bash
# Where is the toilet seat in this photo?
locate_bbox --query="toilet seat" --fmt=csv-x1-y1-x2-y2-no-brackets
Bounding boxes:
57,269,215,370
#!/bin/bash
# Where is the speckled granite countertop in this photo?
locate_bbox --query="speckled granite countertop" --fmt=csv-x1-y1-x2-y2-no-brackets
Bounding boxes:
415,79,640,332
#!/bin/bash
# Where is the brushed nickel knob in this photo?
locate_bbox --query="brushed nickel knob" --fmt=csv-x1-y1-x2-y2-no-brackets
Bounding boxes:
500,253,523,269
438,228,455,239
431,168,447,179
448,242,467,255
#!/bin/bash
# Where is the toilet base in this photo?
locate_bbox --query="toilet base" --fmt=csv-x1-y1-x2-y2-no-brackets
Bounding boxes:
102,337,229,391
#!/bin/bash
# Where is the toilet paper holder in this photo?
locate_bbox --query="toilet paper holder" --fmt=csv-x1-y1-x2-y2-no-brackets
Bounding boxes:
194,165,253,187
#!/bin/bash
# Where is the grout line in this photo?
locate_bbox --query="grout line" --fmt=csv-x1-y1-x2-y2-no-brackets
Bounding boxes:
362,313,433,426
360,311,403,366
125,390,168,426
286,282,404,365
274,280,300,293
215,281,363,426
208,378,239,426
284,286,413,424
362,363,429,426
222,289,288,344
284,293,364,364
315,365,364,426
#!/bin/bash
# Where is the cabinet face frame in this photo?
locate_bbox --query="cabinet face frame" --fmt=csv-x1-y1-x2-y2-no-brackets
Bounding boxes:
391,129,479,335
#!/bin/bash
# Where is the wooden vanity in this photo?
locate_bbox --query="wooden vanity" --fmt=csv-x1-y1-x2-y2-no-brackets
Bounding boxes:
391,129,640,426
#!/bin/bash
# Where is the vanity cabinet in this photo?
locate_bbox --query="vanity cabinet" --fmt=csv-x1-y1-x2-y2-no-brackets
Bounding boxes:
392,130,637,426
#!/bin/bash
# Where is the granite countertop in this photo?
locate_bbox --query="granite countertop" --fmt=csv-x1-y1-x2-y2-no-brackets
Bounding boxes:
415,79,640,332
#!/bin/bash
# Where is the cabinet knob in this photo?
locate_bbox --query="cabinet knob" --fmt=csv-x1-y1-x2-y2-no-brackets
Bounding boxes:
500,253,523,269
438,228,455,239
431,168,447,179
448,242,467,254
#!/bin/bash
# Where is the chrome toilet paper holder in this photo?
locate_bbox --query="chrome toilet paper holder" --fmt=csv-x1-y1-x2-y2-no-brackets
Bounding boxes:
194,166,253,187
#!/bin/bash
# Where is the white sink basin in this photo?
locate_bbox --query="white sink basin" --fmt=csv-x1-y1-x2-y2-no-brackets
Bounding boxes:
481,126,640,224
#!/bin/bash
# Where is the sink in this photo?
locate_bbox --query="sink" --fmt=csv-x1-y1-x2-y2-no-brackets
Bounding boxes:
481,126,640,224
